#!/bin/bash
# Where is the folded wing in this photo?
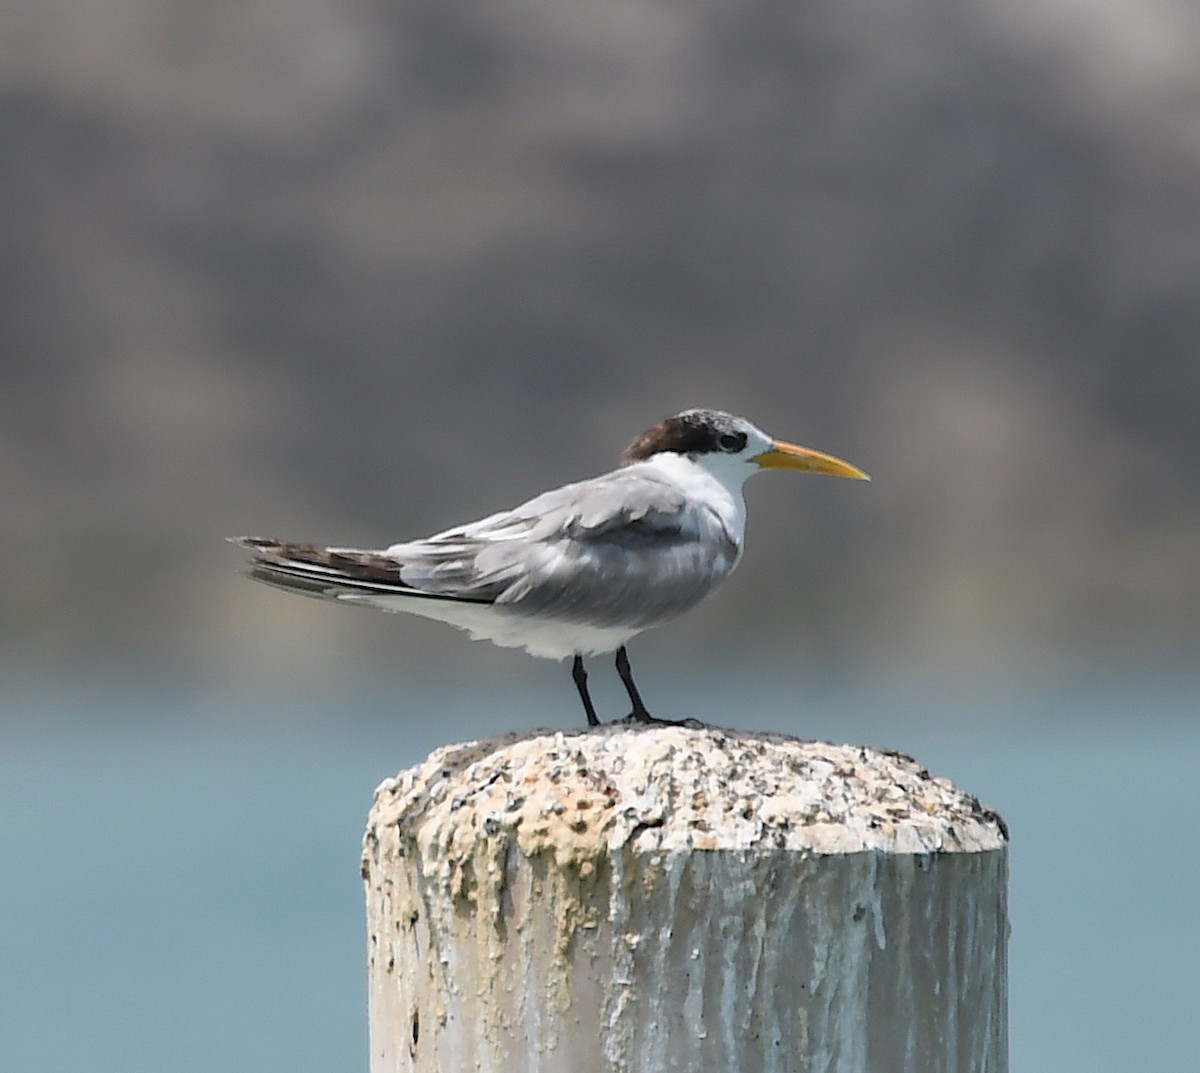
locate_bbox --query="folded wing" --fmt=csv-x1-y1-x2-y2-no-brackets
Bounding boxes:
234,468,740,630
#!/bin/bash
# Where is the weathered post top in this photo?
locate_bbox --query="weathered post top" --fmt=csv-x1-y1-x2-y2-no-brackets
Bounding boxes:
364,724,1008,1073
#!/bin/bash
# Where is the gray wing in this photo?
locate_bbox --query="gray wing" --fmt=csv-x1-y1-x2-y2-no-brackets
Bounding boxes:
386,468,741,628
234,469,740,630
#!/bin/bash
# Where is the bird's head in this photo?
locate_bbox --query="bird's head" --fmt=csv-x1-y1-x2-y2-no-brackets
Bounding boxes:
621,408,870,484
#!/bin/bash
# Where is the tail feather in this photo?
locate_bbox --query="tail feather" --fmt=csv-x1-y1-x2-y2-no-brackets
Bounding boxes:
229,536,491,605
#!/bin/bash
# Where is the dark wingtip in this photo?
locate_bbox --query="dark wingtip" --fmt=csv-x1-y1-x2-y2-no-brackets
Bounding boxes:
228,535,280,550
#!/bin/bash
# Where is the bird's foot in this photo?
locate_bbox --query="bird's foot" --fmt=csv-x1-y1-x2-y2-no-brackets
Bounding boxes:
617,712,707,729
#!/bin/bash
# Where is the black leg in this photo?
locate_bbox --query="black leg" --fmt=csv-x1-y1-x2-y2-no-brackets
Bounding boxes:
571,655,601,727
615,645,653,723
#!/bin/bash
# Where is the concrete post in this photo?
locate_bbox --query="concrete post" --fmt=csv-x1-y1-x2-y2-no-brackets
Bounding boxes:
363,724,1008,1073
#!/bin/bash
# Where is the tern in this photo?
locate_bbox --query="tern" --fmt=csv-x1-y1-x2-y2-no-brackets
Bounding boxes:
232,408,868,725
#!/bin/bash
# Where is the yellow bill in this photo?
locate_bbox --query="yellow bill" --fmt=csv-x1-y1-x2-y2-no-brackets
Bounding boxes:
751,439,870,480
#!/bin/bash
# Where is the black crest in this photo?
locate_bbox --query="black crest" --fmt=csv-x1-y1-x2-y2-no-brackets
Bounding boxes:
621,409,745,463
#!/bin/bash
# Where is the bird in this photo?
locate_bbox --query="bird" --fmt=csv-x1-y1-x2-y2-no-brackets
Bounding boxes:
231,408,868,726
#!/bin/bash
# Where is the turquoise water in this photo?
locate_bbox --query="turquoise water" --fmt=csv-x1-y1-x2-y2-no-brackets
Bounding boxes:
2,678,1197,1072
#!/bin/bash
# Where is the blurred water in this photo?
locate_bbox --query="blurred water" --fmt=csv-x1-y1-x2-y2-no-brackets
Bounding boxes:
1,677,1197,1073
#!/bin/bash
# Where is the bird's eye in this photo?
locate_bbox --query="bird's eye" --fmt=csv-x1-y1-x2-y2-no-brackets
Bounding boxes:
718,432,747,452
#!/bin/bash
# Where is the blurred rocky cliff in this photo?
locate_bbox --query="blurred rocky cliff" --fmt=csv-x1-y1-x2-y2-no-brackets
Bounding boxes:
5,0,1198,691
